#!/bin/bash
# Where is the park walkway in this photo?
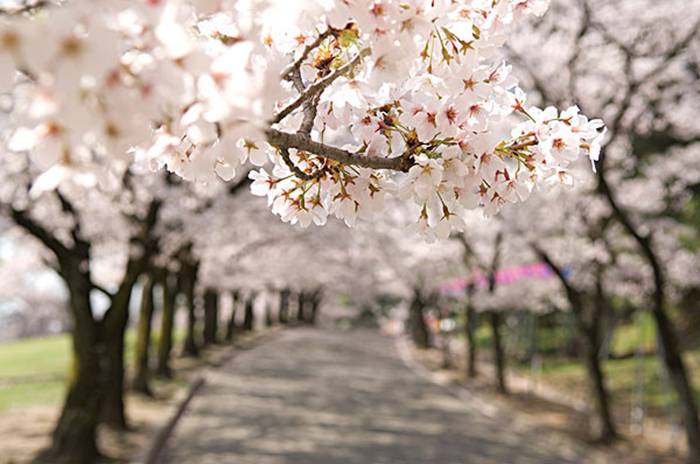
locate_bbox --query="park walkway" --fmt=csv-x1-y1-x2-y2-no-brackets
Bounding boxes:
164,328,592,464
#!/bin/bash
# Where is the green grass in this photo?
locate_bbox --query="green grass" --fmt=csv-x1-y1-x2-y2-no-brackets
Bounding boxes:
0,380,67,411
506,312,700,418
609,312,657,355
0,328,186,412
461,312,700,418
516,351,700,417
0,334,72,412
0,335,71,380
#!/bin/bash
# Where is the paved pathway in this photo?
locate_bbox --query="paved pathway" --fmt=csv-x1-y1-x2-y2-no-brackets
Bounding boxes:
164,328,592,464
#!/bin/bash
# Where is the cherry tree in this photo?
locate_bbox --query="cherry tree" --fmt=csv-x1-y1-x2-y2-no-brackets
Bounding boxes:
0,174,161,463
497,174,622,441
508,0,700,456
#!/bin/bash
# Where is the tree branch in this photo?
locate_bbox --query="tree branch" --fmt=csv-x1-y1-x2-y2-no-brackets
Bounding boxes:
280,28,334,81
91,282,113,300
278,147,324,181
272,48,370,125
10,207,69,259
265,128,411,171
531,244,582,314
0,0,50,16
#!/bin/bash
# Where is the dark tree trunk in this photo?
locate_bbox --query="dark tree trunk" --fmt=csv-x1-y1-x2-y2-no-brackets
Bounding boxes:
296,292,306,322
278,289,290,324
132,274,156,395
243,294,255,332
203,288,219,346
464,298,478,379
409,293,431,349
583,273,618,443
538,248,618,443
489,312,507,394
41,277,101,464
309,299,320,325
100,200,160,429
156,271,177,378
181,261,199,357
653,301,700,462
581,331,617,443
226,291,239,342
265,303,273,327
100,286,134,430
16,197,161,463
598,155,700,460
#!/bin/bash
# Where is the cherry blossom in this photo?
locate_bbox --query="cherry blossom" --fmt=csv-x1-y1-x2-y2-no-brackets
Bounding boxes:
1,0,605,237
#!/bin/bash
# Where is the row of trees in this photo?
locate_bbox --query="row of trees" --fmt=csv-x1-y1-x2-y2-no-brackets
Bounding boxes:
0,0,698,462
402,2,700,460
0,160,337,463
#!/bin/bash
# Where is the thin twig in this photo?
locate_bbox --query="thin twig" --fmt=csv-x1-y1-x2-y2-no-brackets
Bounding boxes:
280,28,334,81
272,48,370,125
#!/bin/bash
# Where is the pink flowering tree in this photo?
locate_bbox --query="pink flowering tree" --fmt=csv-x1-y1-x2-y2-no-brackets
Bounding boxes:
508,0,700,457
2,0,603,236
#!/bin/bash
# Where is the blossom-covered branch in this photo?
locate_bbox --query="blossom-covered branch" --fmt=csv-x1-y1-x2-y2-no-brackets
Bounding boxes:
1,0,604,236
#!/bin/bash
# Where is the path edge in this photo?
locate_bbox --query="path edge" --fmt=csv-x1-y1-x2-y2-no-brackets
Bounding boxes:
143,376,206,464
140,328,283,464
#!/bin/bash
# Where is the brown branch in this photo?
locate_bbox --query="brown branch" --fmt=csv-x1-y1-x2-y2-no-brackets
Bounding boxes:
0,0,50,16
531,244,582,310
272,48,370,125
280,28,334,81
265,128,411,171
278,147,324,181
300,93,321,135
10,207,69,259
91,282,113,299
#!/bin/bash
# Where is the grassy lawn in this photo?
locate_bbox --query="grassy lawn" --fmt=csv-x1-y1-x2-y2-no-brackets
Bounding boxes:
0,335,71,380
0,328,185,412
0,335,71,412
517,350,700,418
451,311,700,419
507,313,700,418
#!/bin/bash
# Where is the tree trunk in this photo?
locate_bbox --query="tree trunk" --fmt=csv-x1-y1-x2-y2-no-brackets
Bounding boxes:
409,295,430,349
278,289,290,324
581,330,617,443
489,312,507,394
654,302,700,462
243,294,255,332
598,160,700,460
309,299,320,325
265,303,273,327
156,271,177,378
181,261,199,357
296,292,305,322
203,288,219,346
41,280,101,464
538,248,618,444
132,274,156,395
465,301,478,379
226,291,239,342
100,287,133,430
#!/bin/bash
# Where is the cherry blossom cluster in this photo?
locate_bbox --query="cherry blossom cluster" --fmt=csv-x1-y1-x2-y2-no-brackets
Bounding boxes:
1,0,605,237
